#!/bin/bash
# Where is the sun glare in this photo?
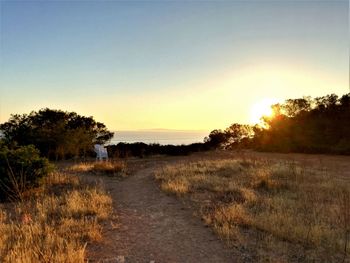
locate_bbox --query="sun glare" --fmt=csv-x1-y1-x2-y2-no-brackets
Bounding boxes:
250,98,278,124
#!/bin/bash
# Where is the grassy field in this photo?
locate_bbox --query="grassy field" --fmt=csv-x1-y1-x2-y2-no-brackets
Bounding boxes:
0,170,112,262
155,152,350,262
68,160,127,177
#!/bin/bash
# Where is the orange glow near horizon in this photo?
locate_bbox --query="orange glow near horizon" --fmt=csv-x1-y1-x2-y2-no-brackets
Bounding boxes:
250,98,279,124
0,63,347,132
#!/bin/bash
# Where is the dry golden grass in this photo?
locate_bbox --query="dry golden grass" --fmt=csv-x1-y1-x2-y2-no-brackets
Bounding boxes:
155,157,350,262
69,160,127,177
0,172,112,263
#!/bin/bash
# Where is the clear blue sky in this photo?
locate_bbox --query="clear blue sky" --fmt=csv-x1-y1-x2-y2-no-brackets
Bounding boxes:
0,0,348,131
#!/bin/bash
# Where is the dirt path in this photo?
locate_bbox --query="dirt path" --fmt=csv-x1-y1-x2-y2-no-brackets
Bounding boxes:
87,163,238,263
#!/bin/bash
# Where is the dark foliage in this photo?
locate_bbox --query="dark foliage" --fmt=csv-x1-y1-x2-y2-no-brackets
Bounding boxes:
205,124,254,149
253,93,350,154
0,108,114,160
204,129,229,149
204,93,350,155
0,144,53,200
107,142,210,158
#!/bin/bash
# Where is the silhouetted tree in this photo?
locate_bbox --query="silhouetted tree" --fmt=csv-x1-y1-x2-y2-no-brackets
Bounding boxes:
225,123,253,148
0,108,113,159
281,97,312,117
254,93,350,154
204,129,228,149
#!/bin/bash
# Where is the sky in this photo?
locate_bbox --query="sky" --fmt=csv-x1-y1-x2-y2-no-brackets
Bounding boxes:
0,0,348,131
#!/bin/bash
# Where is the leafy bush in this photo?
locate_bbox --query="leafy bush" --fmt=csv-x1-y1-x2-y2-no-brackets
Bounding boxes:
0,144,53,200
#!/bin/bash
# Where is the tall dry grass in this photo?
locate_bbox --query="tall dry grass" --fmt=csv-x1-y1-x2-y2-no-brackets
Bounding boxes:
155,157,350,262
69,160,127,177
0,172,112,262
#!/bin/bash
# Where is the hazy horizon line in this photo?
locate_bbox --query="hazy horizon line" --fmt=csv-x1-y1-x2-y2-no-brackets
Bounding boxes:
113,129,210,133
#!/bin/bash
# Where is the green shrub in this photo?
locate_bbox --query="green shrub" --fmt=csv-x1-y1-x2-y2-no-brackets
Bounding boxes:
0,144,53,200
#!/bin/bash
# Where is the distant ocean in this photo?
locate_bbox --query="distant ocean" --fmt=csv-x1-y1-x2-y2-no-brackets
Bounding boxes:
109,130,209,145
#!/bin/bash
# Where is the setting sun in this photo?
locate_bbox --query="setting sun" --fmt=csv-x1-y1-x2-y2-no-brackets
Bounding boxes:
250,98,279,124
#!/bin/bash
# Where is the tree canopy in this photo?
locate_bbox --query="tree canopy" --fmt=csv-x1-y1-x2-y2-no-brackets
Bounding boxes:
204,124,253,149
207,93,350,154
254,93,350,154
0,108,114,159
